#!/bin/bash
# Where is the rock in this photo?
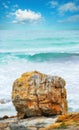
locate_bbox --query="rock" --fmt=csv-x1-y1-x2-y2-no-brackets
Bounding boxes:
12,71,68,119
0,99,11,104
0,116,57,130
3,115,9,119
10,116,58,130
0,99,5,104
0,113,79,130
41,112,79,130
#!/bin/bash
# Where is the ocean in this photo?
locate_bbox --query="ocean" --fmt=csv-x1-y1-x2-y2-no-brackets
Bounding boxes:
0,30,79,117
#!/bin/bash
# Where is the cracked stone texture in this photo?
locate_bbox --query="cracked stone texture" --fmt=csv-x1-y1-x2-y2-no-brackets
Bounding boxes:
12,71,68,119
0,113,79,130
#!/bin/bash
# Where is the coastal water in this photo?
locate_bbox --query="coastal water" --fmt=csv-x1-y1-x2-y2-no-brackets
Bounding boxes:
0,30,79,117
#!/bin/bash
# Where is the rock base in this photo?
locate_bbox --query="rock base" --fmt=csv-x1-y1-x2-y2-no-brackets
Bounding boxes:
0,113,79,130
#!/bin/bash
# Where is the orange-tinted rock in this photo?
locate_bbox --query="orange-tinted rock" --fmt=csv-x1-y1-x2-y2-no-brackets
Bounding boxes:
43,113,79,130
12,71,67,119
56,112,79,124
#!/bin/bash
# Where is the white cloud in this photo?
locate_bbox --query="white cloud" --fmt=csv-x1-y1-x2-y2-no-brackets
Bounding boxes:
58,2,79,14
58,15,79,23
49,1,58,8
13,4,18,8
6,12,14,18
11,4,19,11
2,3,8,9
12,9,43,24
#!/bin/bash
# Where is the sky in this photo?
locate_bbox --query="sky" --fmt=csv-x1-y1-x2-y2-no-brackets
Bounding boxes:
0,0,79,30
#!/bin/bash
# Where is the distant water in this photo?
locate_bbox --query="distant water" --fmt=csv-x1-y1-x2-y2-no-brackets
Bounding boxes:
0,30,79,117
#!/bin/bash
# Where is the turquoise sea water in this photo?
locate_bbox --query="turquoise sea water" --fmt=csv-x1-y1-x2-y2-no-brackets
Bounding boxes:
0,30,79,117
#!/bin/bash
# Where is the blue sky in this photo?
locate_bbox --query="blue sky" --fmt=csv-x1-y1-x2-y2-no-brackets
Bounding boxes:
0,0,79,29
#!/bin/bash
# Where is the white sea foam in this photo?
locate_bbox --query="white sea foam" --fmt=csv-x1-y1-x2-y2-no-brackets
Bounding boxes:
0,30,79,117
0,45,79,54
0,58,79,117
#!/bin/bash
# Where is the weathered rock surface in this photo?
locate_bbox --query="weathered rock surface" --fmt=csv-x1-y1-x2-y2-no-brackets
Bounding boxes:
41,112,79,130
12,71,67,119
0,116,57,130
0,113,79,130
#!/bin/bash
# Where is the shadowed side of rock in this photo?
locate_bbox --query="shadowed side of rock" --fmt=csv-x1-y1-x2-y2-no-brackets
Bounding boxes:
12,71,68,119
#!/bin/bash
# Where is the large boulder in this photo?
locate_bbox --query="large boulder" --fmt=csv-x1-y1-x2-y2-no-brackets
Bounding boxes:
12,71,68,119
